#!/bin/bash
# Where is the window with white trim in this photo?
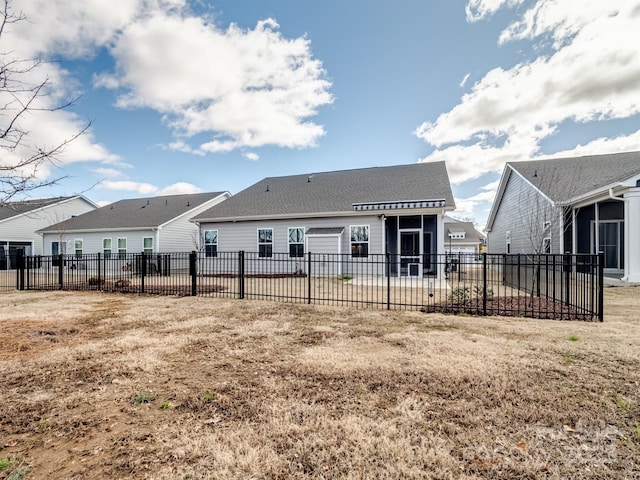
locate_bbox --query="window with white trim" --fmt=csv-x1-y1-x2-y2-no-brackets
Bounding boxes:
204,230,218,257
258,228,273,258
543,237,551,254
118,238,127,259
143,237,153,254
288,227,304,258
74,239,83,258
350,225,369,258
103,238,112,258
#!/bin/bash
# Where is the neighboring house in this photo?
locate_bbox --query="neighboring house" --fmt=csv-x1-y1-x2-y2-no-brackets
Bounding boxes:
39,192,230,259
0,196,97,268
486,151,640,282
193,162,455,277
444,216,485,258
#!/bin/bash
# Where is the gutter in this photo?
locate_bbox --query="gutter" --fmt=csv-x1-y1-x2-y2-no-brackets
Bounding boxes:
608,188,624,202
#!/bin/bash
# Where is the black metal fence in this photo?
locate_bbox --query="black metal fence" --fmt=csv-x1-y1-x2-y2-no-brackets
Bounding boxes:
1,250,604,321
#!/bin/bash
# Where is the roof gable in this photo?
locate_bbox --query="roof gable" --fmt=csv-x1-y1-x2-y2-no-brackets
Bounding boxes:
195,162,455,221
39,192,227,232
509,151,640,203
0,196,86,222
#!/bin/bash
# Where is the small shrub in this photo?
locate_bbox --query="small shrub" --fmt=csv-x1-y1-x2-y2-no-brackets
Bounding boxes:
340,275,353,282
87,276,104,286
160,401,170,410
473,285,494,300
114,279,131,289
134,391,155,404
569,335,579,342
449,286,470,305
0,458,11,470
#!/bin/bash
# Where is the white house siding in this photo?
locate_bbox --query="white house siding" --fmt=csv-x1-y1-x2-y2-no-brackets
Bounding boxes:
0,197,95,255
160,193,230,252
198,215,384,276
41,229,156,256
487,173,562,255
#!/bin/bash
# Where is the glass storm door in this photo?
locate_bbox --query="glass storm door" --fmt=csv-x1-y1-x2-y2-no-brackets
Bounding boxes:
598,222,623,271
400,230,421,277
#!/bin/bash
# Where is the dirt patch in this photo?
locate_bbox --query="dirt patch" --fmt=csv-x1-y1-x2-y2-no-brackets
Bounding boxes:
0,288,638,479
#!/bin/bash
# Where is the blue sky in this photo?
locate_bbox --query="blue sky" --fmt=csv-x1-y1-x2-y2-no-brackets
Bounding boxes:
5,0,640,226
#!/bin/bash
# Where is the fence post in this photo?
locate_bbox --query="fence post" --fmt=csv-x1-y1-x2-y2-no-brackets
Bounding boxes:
386,252,391,310
189,251,197,296
238,251,245,299
482,253,487,316
307,252,312,304
563,254,570,306
598,252,604,322
16,249,25,291
58,254,64,290
140,252,146,294
97,253,101,290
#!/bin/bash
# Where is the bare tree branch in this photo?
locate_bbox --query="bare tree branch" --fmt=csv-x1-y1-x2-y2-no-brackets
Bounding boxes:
0,0,89,206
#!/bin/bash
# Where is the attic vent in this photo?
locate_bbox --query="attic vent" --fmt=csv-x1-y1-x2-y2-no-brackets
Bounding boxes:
265,184,270,192
307,175,314,183
187,201,190,207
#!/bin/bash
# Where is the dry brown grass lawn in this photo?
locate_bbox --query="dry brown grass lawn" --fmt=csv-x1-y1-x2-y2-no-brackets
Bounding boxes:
0,286,639,479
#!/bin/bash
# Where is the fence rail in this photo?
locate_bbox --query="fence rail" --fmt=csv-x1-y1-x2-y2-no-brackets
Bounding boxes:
1,251,604,321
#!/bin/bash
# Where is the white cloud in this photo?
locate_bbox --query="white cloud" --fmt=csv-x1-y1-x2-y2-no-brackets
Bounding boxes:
158,182,203,195
242,152,260,161
100,180,202,196
95,13,333,154
459,73,471,88
101,180,160,195
92,168,125,178
418,1,640,184
465,0,525,23
453,189,497,223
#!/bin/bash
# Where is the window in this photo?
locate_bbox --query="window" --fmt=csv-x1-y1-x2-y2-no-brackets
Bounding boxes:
204,230,218,257
103,239,112,259
258,228,273,257
74,239,83,258
143,237,153,255
118,238,127,259
288,227,304,258
506,231,511,254
51,241,66,256
542,221,551,254
350,225,369,257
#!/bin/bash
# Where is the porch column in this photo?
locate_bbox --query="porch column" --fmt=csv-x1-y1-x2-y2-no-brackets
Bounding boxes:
624,188,640,282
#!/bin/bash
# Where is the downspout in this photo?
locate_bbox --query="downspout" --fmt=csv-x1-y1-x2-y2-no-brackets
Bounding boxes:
154,226,162,253
608,188,624,202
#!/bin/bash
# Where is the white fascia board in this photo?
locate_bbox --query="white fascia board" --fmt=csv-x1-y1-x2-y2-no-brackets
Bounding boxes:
162,192,232,228
562,178,639,207
40,226,153,234
0,195,94,226
484,165,512,232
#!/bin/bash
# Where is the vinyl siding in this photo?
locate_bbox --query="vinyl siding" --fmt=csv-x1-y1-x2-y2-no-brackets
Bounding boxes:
487,172,562,254
42,229,156,255
160,193,229,252
0,197,96,255
199,215,384,276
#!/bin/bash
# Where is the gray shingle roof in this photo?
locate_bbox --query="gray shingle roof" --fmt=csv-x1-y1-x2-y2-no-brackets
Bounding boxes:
194,162,454,221
0,197,73,222
509,151,640,203
444,217,484,241
39,192,226,232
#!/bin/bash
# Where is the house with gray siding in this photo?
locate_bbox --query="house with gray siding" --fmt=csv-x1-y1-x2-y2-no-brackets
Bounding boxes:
444,216,485,258
39,192,230,262
193,162,455,277
0,196,97,268
486,151,640,282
